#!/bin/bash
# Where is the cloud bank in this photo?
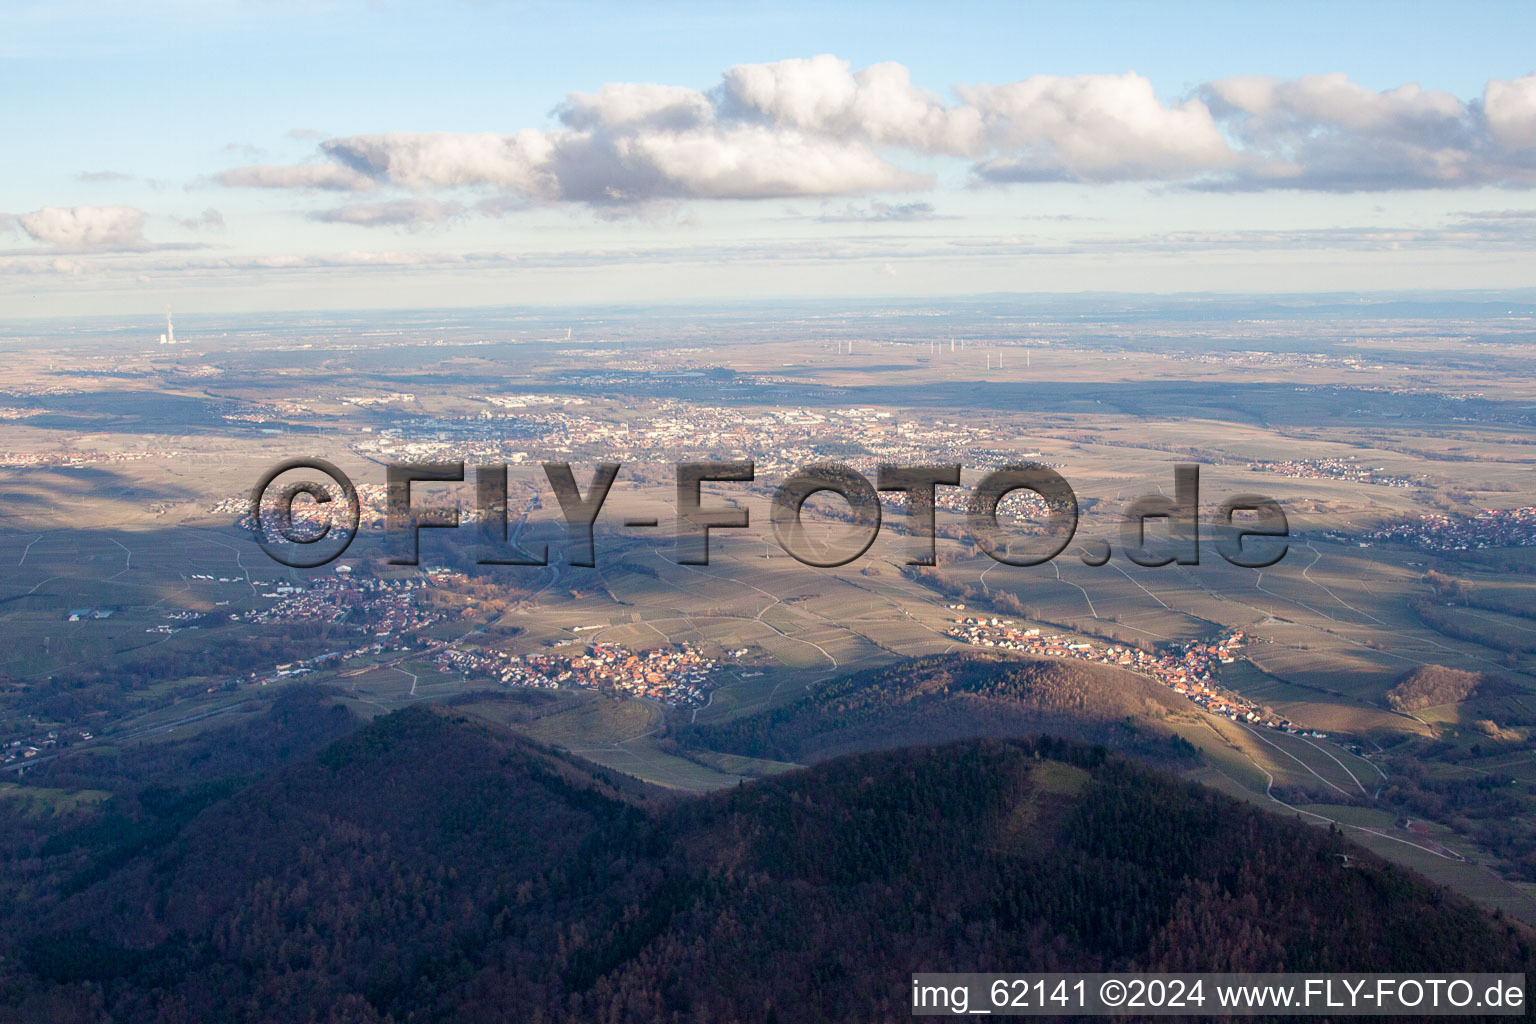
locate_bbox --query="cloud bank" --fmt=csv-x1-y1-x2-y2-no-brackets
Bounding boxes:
7,205,1531,283
207,57,1536,218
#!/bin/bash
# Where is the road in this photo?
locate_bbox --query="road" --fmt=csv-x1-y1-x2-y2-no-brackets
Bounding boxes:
2,699,256,774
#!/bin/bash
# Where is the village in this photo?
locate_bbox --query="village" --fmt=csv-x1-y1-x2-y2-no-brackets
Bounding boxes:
130,569,467,695
1247,456,1417,488
944,613,1302,732
432,640,719,708
232,566,455,634
0,449,176,470
211,482,390,532
1352,505,1536,551
134,566,459,637
1,726,92,769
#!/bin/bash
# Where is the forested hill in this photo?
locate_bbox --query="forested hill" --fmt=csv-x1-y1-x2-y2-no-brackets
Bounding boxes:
680,651,1198,764
4,704,1529,1024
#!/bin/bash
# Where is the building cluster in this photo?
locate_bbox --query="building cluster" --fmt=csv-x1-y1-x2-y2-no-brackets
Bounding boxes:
1168,351,1388,372
477,393,588,409
147,607,221,633
67,608,115,621
433,640,718,707
350,413,571,466
1352,506,1536,551
1247,457,1416,488
342,400,1027,480
234,569,456,635
2,727,91,768
589,403,1024,474
0,450,172,470
945,616,1296,729
211,483,390,532
221,398,315,423
1,382,77,397
254,639,404,686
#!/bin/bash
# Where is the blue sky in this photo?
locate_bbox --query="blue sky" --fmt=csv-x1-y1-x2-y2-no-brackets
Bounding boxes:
4,0,1536,315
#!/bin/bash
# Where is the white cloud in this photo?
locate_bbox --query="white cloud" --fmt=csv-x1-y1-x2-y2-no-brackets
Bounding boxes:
174,207,225,232
965,73,1233,182
309,198,465,228
76,170,133,183
1484,73,1536,151
17,204,146,247
556,83,715,133
720,54,982,154
216,163,375,190
1199,72,1536,191
322,132,555,192
811,200,942,222
615,125,924,200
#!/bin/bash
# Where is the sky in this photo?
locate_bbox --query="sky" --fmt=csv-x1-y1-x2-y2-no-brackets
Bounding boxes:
3,0,1536,316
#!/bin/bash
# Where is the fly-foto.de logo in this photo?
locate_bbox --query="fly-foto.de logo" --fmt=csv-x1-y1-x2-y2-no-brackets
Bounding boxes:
248,459,1288,571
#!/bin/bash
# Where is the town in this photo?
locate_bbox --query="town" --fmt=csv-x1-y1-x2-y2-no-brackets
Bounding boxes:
342,400,1025,479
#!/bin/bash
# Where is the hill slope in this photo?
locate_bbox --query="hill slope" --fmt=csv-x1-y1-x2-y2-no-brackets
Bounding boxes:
680,651,1198,764
3,705,1529,1023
